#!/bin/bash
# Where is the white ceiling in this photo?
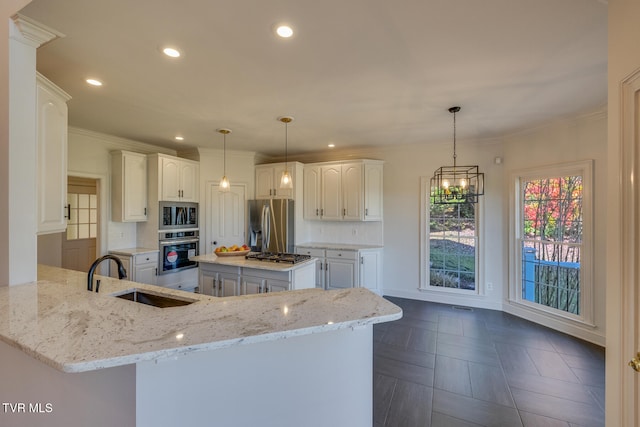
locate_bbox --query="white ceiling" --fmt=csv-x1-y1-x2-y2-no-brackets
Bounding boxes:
20,0,607,158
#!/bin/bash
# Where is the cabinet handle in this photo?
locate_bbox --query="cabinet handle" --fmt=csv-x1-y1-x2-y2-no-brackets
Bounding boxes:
365,208,368,216
343,208,346,216
269,189,272,196
273,189,277,196
360,257,363,264
144,207,147,216
316,209,319,216
64,204,71,220
155,268,158,276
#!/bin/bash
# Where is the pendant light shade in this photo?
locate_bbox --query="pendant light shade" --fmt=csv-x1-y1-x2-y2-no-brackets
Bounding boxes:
217,128,231,192
430,107,484,204
278,116,294,189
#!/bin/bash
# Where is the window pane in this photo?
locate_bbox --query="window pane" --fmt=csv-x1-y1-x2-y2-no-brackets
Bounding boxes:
429,197,476,291
78,209,89,224
89,194,97,209
78,224,90,239
521,174,582,315
89,224,97,238
78,194,89,209
67,225,78,240
68,193,78,209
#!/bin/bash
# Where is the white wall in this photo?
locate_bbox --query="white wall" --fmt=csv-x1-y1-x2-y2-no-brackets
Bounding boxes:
503,111,607,344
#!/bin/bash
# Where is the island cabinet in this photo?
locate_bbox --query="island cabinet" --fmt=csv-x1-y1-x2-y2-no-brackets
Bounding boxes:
149,153,199,202
36,73,71,235
303,160,383,222
193,254,316,296
255,161,303,200
296,245,383,293
111,150,148,222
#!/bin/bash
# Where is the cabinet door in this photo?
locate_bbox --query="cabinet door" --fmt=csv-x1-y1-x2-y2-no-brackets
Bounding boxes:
135,263,157,285
303,166,322,220
242,277,265,295
255,166,275,199
218,272,239,297
364,163,383,221
199,271,217,296
179,161,199,202
160,156,181,201
359,251,380,290
342,163,363,220
266,279,291,293
326,258,357,290
109,255,132,280
321,165,342,220
36,78,69,234
123,152,148,221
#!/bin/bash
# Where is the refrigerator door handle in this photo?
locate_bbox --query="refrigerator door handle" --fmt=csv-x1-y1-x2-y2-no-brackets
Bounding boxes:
261,204,271,251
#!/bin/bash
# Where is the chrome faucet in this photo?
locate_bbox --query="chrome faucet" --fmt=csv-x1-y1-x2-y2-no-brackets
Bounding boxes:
87,255,127,292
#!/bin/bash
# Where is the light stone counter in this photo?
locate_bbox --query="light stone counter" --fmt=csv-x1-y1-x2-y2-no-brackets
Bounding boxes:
191,252,317,271
107,247,159,256
0,265,401,373
297,242,384,250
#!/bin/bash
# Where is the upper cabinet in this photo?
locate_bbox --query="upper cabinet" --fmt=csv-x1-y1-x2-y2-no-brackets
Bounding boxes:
151,154,199,202
111,151,148,222
36,73,71,235
303,160,383,222
255,162,303,200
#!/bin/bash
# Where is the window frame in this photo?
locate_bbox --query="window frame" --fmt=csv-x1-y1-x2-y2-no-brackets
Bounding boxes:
508,160,594,326
419,176,481,295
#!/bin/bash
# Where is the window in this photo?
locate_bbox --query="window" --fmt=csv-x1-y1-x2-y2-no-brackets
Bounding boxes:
510,161,593,324
420,177,479,293
66,193,97,240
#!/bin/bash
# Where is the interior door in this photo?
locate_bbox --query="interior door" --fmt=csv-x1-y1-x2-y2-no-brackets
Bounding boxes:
612,67,640,426
61,177,98,272
207,182,246,253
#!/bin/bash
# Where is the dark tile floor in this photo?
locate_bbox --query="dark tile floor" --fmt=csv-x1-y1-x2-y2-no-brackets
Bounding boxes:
373,297,605,427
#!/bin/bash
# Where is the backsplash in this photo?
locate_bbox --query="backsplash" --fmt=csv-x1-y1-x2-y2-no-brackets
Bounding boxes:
303,221,383,246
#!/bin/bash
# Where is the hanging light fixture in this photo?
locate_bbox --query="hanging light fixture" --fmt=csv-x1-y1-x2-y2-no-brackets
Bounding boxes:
278,116,294,189
430,107,484,204
217,128,231,192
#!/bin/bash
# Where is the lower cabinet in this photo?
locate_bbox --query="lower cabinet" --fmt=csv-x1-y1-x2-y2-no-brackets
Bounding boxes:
199,263,311,297
296,246,382,292
109,250,159,285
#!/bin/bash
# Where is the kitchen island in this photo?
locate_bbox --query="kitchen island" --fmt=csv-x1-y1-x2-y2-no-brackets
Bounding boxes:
0,265,401,427
192,252,316,296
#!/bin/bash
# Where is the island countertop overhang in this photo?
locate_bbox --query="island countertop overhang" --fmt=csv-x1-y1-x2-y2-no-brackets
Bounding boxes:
0,265,401,373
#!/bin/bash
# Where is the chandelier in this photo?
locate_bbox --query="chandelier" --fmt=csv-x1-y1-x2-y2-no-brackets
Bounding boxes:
430,106,484,204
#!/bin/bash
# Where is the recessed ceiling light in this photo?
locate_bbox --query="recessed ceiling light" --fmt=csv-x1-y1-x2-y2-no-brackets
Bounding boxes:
328,143,335,148
163,47,181,58
85,78,103,87
275,25,294,38
175,136,184,141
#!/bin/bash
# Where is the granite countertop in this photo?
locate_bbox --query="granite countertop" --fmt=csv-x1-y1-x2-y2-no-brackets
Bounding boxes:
297,242,384,250
0,265,401,373
108,247,159,256
191,253,317,271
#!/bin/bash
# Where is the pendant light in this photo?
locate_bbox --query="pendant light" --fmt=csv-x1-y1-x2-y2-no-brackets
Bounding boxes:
278,116,294,189
430,107,484,204
217,128,231,192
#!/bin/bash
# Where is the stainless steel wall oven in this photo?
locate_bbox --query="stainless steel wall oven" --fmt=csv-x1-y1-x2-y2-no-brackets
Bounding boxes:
159,230,199,275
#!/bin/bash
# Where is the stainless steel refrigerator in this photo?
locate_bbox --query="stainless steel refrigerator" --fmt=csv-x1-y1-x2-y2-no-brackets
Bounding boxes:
247,199,294,253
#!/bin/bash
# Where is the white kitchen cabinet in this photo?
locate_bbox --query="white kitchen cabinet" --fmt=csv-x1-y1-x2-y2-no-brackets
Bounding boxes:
109,250,159,285
255,162,303,200
36,73,71,235
303,160,383,222
152,154,199,202
241,276,264,295
111,151,147,222
296,245,383,292
266,279,291,293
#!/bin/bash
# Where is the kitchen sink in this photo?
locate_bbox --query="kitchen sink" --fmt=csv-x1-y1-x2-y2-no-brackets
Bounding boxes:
113,289,196,308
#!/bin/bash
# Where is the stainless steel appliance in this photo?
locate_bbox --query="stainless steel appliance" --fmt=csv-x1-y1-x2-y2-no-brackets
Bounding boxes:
245,252,311,264
159,201,198,230
159,230,199,275
247,199,294,253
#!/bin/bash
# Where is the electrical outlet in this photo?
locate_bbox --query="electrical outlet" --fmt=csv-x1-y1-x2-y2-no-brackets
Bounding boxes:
486,282,493,291
352,228,357,236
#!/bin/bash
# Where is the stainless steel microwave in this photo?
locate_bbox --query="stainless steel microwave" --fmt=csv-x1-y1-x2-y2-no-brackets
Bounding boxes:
159,201,198,230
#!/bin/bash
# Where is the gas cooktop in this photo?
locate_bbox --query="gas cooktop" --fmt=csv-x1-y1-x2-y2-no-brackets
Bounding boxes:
245,252,312,264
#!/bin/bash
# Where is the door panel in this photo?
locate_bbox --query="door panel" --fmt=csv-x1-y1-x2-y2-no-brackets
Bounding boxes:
61,177,98,272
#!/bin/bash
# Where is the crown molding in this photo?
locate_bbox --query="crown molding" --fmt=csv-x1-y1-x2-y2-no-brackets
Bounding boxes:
11,14,64,48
